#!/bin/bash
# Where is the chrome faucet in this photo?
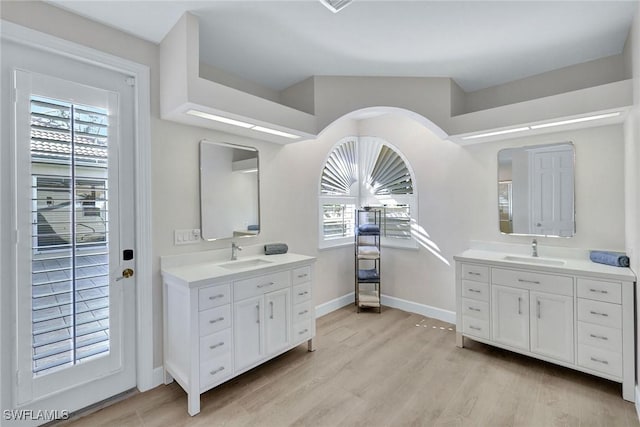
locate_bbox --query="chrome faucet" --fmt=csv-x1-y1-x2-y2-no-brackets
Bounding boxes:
231,242,243,260
531,239,538,257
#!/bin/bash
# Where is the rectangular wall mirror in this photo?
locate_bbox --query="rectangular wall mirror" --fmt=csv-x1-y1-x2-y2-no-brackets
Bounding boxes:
498,142,575,237
200,139,260,240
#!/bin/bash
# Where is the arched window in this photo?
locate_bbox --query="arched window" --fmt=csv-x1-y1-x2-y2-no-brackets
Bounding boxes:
319,136,417,249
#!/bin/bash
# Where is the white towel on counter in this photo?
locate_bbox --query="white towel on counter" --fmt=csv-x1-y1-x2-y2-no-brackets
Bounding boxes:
358,245,380,259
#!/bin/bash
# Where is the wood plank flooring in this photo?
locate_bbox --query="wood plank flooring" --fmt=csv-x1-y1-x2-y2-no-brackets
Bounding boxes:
60,306,639,426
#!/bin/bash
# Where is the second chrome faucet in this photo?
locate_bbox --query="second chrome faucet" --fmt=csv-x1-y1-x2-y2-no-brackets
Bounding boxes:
531,238,538,257
231,242,243,260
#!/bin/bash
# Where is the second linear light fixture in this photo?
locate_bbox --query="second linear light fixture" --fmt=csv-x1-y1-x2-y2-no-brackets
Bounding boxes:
319,0,354,13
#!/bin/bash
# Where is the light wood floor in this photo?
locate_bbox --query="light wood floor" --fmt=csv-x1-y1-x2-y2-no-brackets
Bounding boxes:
61,306,639,426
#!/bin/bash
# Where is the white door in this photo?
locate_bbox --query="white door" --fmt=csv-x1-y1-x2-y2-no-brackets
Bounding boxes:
265,288,290,355
234,296,264,371
492,285,529,350
530,291,574,363
530,147,574,236
12,61,136,416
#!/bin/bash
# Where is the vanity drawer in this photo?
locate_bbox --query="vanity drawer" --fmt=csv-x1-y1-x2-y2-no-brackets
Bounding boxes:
199,329,232,362
577,344,622,378
461,264,489,283
462,280,489,302
577,278,621,304
292,266,312,285
492,268,573,296
199,283,231,311
293,321,313,341
293,282,312,305
200,352,233,389
577,299,621,329
462,298,489,321
462,316,490,339
199,305,232,336
577,321,622,352
293,300,313,323
234,270,290,301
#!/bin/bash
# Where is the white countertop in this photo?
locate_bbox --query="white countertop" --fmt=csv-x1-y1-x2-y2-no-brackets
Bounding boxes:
161,253,316,288
454,248,636,281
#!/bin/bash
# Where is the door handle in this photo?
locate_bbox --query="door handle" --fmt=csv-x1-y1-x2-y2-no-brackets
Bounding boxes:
116,268,134,281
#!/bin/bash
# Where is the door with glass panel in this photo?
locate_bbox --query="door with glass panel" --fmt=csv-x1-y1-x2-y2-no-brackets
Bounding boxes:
13,68,136,411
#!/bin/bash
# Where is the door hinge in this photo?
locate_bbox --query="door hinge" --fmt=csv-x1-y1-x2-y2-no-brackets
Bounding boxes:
125,77,136,87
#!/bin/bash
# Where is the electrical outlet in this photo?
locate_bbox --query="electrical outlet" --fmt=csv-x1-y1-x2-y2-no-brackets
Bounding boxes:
174,229,201,245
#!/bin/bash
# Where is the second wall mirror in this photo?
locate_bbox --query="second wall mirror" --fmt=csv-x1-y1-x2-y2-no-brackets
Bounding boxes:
498,142,575,237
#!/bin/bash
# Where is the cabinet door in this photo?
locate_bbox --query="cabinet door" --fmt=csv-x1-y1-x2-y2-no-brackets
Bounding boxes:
492,285,529,350
530,291,574,363
265,288,290,355
234,296,264,371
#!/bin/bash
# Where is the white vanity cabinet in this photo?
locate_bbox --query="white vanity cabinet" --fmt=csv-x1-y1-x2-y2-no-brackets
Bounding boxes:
161,253,316,416
455,250,636,401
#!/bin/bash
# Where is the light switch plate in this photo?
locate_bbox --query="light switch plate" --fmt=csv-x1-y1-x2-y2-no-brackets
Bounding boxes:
174,229,201,245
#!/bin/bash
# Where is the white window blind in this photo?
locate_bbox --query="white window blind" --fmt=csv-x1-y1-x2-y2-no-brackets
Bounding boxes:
30,95,111,376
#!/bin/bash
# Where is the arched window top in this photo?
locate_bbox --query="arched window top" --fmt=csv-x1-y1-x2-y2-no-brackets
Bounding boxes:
320,136,413,197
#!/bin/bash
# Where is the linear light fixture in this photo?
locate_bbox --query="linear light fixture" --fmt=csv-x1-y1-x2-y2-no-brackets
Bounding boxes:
530,112,621,129
319,0,354,13
461,127,530,140
186,109,253,128
186,109,300,140
461,112,622,140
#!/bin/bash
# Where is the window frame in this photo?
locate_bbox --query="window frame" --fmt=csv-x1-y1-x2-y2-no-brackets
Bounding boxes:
319,136,418,250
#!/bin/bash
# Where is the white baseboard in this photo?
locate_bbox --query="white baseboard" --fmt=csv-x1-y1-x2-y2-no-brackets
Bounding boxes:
313,291,456,324
635,385,640,421
151,366,164,389
381,294,456,324
315,292,355,318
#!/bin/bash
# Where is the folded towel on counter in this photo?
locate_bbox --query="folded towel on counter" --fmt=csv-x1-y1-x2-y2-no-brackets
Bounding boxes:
247,224,260,231
589,250,630,267
358,268,380,282
358,224,380,235
358,246,380,259
264,243,288,255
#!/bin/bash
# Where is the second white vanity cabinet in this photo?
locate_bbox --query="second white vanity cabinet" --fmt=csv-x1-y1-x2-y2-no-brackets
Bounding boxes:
455,249,636,401
161,253,316,416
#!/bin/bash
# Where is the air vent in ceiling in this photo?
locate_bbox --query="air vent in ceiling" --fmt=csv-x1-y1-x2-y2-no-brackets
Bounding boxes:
319,0,354,13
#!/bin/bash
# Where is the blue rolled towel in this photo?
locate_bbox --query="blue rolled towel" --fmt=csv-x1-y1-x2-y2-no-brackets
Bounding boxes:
358,224,380,235
358,268,379,281
264,243,288,255
247,224,259,231
589,250,630,267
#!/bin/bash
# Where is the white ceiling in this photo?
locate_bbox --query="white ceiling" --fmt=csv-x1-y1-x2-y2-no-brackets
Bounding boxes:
46,0,637,92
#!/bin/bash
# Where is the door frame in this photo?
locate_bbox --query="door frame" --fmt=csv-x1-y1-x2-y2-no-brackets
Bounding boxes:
0,19,154,410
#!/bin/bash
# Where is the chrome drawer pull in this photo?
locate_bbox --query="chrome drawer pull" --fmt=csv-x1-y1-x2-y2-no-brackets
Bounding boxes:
298,329,309,335
518,278,540,284
210,366,225,375
589,288,608,294
468,307,481,312
589,334,608,341
209,342,225,350
589,311,609,317
469,326,481,331
297,273,308,278
257,282,275,289
209,317,225,324
590,357,609,365
468,288,481,293
209,294,225,300
298,309,309,315
467,272,481,276
518,297,522,315
298,291,309,296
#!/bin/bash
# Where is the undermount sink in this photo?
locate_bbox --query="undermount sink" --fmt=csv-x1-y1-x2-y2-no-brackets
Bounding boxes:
502,255,566,267
219,258,273,270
